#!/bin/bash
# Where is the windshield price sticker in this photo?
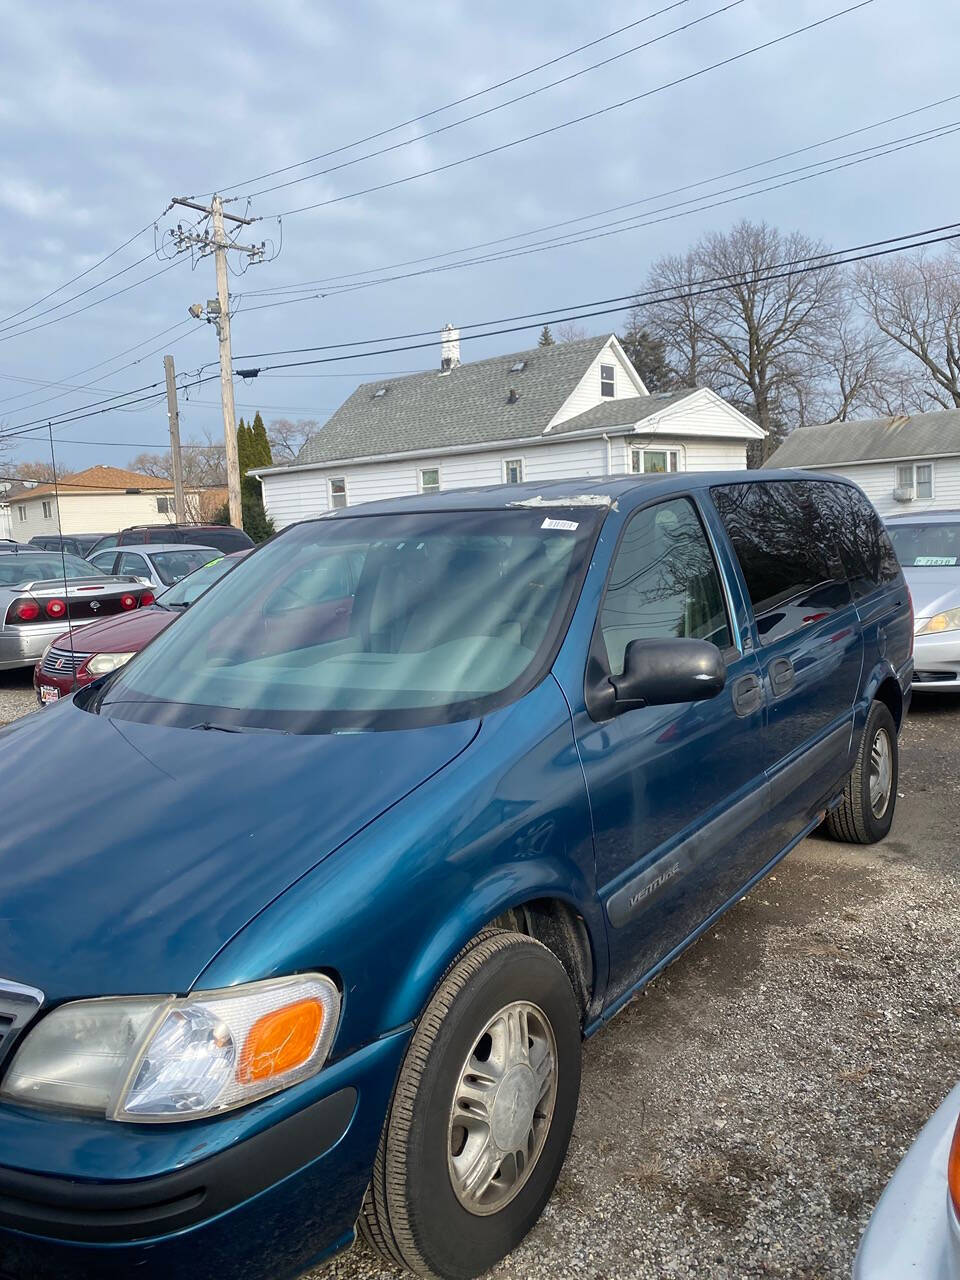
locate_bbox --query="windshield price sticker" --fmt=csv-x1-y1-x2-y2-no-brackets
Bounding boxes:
914,556,957,566
541,518,579,532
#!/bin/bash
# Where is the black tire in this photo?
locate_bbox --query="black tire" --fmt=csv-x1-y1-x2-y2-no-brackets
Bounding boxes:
360,930,582,1279
827,701,898,844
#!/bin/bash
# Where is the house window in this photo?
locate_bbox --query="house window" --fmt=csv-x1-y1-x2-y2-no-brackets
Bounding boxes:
896,462,934,499
631,447,681,474
504,458,524,485
600,363,615,398
41,500,53,519
419,467,440,495
156,496,171,514
329,477,347,509
17,506,26,523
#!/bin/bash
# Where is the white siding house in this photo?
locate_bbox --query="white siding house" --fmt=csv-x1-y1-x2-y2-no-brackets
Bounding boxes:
256,330,764,528
766,409,960,517
7,466,211,540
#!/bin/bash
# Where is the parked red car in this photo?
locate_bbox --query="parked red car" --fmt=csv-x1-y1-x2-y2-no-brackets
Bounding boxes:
34,552,246,705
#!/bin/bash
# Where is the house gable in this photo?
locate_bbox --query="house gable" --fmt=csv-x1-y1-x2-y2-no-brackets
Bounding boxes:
546,335,648,431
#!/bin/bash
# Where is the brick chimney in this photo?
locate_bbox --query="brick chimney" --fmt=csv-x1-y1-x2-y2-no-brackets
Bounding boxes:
440,323,461,373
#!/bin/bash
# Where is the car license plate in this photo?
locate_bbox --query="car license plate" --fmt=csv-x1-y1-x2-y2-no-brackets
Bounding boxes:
39,685,60,705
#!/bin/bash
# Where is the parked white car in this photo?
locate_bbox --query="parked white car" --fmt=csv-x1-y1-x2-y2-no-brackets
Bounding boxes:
87,543,218,591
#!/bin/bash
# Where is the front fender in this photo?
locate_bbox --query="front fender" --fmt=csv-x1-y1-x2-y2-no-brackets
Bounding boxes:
196,678,604,1057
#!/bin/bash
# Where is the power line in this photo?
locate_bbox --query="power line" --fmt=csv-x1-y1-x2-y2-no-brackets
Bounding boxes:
212,0,698,196
284,119,960,304
243,93,960,297
264,2,877,219
225,120,960,324
0,215,163,329
5,218,959,444
0,249,160,339
0,319,196,411
0,254,191,347
239,0,745,202
229,219,960,366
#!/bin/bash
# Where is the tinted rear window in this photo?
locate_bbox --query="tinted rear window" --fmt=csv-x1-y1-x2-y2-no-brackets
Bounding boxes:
711,481,856,644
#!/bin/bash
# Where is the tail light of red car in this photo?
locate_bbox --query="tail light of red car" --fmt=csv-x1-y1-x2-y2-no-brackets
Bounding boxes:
949,1111,960,1220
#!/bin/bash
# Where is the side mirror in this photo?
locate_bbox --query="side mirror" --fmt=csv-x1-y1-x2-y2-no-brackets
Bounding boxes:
610,638,726,712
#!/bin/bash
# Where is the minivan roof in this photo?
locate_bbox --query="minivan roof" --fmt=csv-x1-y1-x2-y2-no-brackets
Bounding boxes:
314,469,858,517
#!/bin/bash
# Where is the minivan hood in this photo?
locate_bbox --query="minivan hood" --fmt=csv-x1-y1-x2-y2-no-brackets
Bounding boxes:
903,566,960,619
0,702,479,1001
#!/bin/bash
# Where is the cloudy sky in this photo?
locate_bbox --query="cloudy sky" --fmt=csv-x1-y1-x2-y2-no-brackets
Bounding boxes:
0,0,956,471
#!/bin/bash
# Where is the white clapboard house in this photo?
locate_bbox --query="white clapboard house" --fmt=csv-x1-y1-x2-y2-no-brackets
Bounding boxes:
767,408,960,516
254,328,765,528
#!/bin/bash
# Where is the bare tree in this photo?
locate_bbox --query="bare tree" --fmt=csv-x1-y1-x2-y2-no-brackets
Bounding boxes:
553,320,588,344
854,248,960,409
8,460,57,484
641,221,846,456
128,434,227,521
267,418,318,463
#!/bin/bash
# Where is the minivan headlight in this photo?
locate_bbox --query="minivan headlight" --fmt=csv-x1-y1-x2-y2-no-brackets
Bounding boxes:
917,608,960,635
0,974,339,1122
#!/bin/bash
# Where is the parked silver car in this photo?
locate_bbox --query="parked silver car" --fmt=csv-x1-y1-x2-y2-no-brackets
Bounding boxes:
885,511,960,691
855,1080,960,1278
87,543,219,591
0,549,155,670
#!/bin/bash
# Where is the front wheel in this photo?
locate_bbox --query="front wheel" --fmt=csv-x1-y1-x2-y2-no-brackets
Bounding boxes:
360,930,582,1279
827,700,898,843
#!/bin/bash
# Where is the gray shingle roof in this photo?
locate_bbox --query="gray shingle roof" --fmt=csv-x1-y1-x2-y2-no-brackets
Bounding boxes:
767,409,960,468
293,334,615,466
547,389,695,435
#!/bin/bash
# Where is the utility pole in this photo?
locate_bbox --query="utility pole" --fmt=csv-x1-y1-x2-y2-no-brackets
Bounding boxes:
163,354,186,523
171,195,264,530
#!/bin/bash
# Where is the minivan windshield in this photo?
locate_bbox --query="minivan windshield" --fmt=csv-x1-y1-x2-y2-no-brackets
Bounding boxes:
885,521,960,567
98,509,599,732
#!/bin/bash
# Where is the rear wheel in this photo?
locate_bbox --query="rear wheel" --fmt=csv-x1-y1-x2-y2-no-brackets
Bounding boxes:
827,700,898,843
360,930,581,1279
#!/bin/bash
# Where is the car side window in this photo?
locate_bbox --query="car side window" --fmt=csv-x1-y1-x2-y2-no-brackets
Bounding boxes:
118,552,148,576
90,552,118,574
600,497,732,676
711,480,853,645
822,484,900,597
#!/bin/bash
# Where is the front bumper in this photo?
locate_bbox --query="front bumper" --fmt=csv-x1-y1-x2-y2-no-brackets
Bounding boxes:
854,1082,960,1280
912,630,960,691
0,622,97,672
0,1027,409,1280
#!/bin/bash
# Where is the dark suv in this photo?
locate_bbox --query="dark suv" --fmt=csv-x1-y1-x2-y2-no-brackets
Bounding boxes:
116,524,254,554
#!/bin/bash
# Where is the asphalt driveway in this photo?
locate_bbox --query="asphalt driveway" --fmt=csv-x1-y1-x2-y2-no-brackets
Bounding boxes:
2,675,957,1279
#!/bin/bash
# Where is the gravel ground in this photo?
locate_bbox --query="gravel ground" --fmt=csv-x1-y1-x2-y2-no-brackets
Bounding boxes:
0,667,41,724
1,674,956,1278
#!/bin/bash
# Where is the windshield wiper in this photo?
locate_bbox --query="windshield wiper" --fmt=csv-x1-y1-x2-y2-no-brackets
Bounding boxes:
188,720,291,735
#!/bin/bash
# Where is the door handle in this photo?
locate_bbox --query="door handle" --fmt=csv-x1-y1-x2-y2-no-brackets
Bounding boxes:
731,672,763,717
769,657,795,697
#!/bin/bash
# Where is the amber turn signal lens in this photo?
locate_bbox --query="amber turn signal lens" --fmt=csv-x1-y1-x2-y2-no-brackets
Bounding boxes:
949,1112,960,1220
236,998,323,1084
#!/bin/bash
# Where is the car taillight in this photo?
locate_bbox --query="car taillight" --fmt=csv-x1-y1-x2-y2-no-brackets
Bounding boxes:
949,1111,960,1220
139,591,155,607
120,594,137,611
7,599,40,623
45,599,67,620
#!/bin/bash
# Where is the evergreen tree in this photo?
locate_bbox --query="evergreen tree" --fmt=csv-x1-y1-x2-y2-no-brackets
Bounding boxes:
537,325,554,347
250,411,272,467
618,324,673,392
236,418,251,476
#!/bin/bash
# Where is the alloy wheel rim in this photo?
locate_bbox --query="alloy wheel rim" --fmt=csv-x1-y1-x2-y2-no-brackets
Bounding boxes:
869,727,893,818
447,1000,557,1216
